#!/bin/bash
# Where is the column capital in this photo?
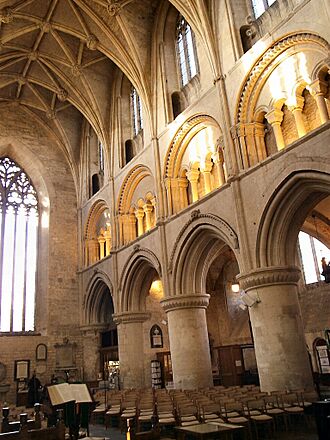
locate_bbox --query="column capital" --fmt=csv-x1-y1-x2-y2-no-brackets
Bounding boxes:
288,95,305,112
80,323,108,335
186,169,200,183
143,203,153,214
265,109,284,125
161,293,210,312
309,79,328,96
113,311,150,324
134,207,144,218
237,266,301,291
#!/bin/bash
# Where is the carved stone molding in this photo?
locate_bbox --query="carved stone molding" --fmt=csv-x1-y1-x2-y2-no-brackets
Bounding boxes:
237,32,330,124
168,211,239,273
80,323,108,335
164,114,220,179
0,8,13,23
160,294,210,312
113,311,150,324
237,266,301,291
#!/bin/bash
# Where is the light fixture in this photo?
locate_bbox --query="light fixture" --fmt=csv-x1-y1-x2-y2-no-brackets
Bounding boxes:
231,282,240,293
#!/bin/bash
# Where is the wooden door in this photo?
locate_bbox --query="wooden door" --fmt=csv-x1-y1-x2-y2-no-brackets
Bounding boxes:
217,345,244,386
156,352,173,387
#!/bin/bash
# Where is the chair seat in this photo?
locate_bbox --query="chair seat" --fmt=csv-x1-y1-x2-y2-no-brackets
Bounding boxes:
138,414,153,421
285,407,303,413
203,413,219,420
158,412,174,418
251,414,273,421
227,411,240,417
159,417,176,424
267,408,284,414
205,418,225,424
181,415,197,422
181,420,200,426
228,416,249,424
121,412,136,418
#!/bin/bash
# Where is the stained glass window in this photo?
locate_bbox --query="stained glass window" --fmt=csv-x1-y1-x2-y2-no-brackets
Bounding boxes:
176,15,198,87
0,157,38,332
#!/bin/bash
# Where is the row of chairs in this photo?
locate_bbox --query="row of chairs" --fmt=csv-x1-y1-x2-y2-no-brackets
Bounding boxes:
91,385,318,439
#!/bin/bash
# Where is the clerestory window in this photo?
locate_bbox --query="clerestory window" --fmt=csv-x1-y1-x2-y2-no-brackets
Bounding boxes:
131,87,143,137
98,140,104,175
176,15,198,87
0,157,38,332
252,0,277,18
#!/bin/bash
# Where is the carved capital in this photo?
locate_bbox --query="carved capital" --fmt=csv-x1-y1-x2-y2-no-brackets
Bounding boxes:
265,109,284,125
309,79,328,96
161,294,210,312
113,311,150,324
237,266,301,291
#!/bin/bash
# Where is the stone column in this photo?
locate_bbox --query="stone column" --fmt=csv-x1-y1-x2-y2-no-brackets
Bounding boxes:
237,266,313,392
161,294,213,389
186,169,200,203
265,109,285,150
212,151,225,187
236,124,250,169
310,79,329,124
104,226,111,256
178,177,188,210
81,324,106,381
143,203,153,232
128,213,137,241
135,208,145,236
254,122,267,161
201,160,213,195
88,238,99,265
289,96,306,138
97,233,105,260
114,312,150,389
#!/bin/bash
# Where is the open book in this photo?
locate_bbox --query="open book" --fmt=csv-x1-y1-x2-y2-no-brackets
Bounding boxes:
48,383,93,406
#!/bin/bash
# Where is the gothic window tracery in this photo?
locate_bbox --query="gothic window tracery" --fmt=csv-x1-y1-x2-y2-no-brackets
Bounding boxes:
0,157,38,332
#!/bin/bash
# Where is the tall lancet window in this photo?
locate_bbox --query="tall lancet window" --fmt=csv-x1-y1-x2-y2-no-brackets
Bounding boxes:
131,87,143,137
176,15,198,87
0,157,38,332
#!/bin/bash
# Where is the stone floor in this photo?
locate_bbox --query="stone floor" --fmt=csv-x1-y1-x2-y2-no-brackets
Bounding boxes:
89,421,319,440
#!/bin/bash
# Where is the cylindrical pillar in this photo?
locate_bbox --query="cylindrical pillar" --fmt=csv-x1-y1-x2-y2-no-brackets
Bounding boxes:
97,235,105,260
290,106,306,137
186,169,200,203
310,79,329,124
265,109,285,151
104,226,111,256
238,266,314,392
81,325,106,381
143,203,153,232
135,208,144,237
114,312,150,389
161,294,213,389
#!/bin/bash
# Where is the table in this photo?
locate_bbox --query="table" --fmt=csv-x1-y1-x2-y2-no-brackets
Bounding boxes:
175,422,245,440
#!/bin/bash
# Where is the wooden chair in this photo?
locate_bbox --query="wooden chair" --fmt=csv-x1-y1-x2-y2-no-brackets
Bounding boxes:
245,399,274,440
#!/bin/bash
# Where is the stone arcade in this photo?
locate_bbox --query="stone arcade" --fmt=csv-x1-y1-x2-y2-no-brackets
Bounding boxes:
0,0,329,402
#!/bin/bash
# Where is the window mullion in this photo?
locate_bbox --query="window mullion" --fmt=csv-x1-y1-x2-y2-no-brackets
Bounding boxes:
10,211,18,332
0,210,5,328
183,32,191,81
22,214,28,331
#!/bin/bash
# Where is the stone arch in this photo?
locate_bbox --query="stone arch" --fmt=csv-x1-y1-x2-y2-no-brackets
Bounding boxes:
119,247,162,313
236,32,330,125
164,114,222,179
169,210,239,296
256,169,330,269
84,199,108,239
117,165,153,214
84,271,115,325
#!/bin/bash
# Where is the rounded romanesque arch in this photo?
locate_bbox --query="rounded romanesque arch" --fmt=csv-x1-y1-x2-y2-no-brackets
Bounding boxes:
256,169,330,269
234,32,330,170
163,114,226,215
118,246,162,313
117,165,157,245
168,209,239,297
84,199,111,266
